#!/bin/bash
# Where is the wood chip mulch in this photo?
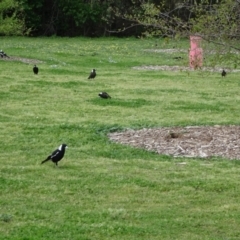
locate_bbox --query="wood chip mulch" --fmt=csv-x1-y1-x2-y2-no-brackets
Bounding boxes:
108,125,240,160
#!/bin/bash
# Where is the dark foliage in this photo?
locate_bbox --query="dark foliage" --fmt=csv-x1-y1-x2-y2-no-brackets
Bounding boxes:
16,0,235,37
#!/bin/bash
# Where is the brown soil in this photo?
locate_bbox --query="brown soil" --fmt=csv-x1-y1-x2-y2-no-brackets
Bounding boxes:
1,56,43,64
108,125,240,160
132,65,240,73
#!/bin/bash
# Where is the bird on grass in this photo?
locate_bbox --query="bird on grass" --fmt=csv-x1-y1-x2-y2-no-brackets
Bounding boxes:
0,50,9,58
88,69,96,79
99,92,111,99
173,56,183,60
33,65,39,74
41,144,68,166
221,69,227,77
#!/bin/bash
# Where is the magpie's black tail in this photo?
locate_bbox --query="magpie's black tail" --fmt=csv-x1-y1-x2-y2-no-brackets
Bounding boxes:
41,156,51,164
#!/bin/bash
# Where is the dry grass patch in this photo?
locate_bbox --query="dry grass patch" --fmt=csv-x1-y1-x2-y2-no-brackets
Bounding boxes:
132,65,240,72
0,56,43,64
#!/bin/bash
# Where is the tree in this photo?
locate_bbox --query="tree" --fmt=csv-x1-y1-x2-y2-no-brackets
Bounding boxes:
18,0,110,36
58,0,107,36
107,0,240,68
109,0,240,46
0,0,26,35
192,0,240,50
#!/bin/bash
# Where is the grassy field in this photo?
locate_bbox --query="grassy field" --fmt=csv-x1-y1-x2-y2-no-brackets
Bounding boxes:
1,36,240,240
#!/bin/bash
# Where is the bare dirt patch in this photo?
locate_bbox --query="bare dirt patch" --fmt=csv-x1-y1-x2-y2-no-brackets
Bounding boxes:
144,48,187,54
135,48,240,72
108,126,240,160
1,56,43,64
132,65,240,73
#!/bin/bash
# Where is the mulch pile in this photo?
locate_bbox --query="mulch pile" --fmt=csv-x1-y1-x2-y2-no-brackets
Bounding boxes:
108,125,240,160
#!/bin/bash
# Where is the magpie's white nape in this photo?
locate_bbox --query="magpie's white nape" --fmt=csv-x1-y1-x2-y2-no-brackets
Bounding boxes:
58,144,68,151
88,69,96,79
41,143,68,166
0,49,9,58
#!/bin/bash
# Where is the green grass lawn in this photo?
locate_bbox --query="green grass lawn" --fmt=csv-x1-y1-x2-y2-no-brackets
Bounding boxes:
1,36,240,240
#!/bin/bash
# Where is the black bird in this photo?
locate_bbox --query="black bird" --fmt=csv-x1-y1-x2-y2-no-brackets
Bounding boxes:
99,91,111,99
0,50,9,58
88,69,96,79
221,69,227,77
173,56,183,60
41,144,68,166
33,65,39,74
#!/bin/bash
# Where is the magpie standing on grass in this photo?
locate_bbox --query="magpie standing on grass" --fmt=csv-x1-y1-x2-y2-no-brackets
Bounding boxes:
88,69,96,79
33,65,39,74
0,50,9,58
99,92,111,99
41,144,68,166
221,69,227,77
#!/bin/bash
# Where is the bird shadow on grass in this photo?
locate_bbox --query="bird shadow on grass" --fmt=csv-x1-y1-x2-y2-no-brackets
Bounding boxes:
0,214,12,223
89,98,150,108
40,163,74,169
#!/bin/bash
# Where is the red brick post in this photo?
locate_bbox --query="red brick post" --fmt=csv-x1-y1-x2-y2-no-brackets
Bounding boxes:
189,35,203,69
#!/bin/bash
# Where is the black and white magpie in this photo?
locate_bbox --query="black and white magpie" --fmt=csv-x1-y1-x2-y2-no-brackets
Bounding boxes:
0,50,9,58
88,69,96,79
99,92,111,99
33,65,39,74
41,144,68,166
221,69,226,77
